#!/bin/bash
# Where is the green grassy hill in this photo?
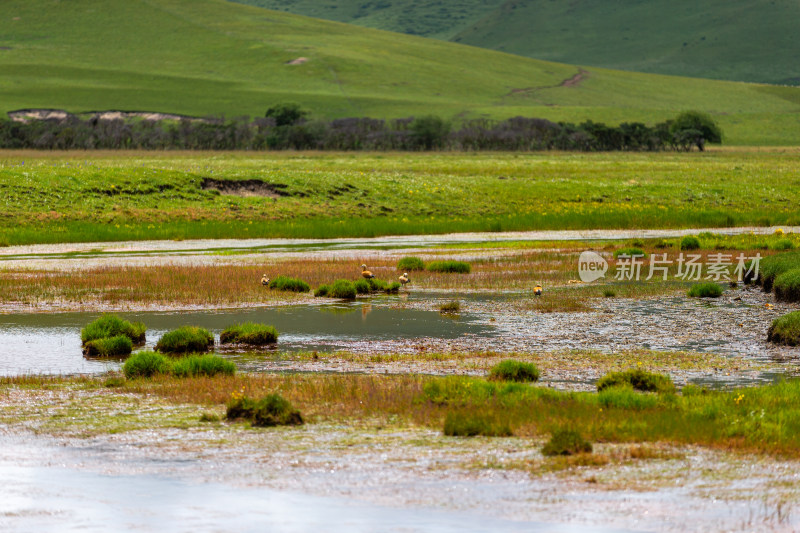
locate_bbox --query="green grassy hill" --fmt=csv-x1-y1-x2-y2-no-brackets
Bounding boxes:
1,0,800,145
233,0,800,86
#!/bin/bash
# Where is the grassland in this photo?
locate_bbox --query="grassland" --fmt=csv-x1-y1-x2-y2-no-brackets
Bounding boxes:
1,0,800,144
233,0,800,86
1,150,799,245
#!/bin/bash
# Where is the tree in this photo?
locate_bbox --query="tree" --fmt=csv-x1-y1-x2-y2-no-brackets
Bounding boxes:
265,103,308,127
410,115,450,150
669,111,722,151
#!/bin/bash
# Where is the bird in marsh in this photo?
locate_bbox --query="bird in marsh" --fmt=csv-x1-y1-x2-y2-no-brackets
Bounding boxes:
534,284,543,296
261,274,270,286
399,272,410,288
361,264,375,279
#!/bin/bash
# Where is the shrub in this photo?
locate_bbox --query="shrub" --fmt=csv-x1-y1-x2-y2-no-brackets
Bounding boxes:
82,335,133,357
687,282,724,298
427,260,471,273
155,326,214,354
353,279,371,294
329,279,357,299
171,354,236,377
758,252,800,291
123,351,171,379
81,314,146,345
598,386,660,410
680,236,701,250
767,311,800,346
488,360,540,383
596,368,674,393
398,256,425,271
226,393,304,427
443,411,512,437
439,301,461,313
541,428,593,456
268,276,310,293
220,322,278,345
314,284,330,297
773,268,800,302
613,247,646,258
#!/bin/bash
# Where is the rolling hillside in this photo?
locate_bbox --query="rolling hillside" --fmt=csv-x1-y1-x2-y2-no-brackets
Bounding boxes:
233,0,800,86
1,0,799,144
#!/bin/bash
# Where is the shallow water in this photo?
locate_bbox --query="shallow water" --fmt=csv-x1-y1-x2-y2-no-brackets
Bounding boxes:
0,297,493,376
0,435,632,533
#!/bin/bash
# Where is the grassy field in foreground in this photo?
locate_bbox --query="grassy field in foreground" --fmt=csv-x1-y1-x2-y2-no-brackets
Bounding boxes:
1,0,800,144
1,150,799,245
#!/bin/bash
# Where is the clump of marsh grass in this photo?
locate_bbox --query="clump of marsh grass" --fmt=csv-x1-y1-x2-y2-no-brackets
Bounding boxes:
613,247,646,258
81,314,146,345
226,393,304,427
488,360,540,383
329,279,357,299
398,256,425,271
680,236,701,250
770,238,795,251
773,268,800,302
314,284,330,297
220,322,278,346
82,335,133,357
758,252,800,291
687,282,723,298
596,368,675,393
443,410,512,437
541,428,593,456
439,300,461,314
602,288,617,298
155,326,214,354
122,351,171,379
268,276,311,293
354,279,371,294
598,385,661,410
427,260,471,274
767,311,800,346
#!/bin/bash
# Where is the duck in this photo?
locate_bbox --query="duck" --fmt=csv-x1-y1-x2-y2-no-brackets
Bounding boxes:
534,284,543,296
399,272,410,287
361,264,375,279
260,274,270,286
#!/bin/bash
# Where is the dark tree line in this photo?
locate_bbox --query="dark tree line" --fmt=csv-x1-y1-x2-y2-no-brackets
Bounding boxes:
0,107,721,152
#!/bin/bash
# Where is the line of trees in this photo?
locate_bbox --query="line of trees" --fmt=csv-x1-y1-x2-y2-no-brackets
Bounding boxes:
0,105,721,152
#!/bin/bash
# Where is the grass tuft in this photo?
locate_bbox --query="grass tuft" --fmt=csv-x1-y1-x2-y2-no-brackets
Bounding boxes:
541,428,593,456
488,360,540,383
596,368,675,393
328,279,357,299
680,236,701,250
773,268,800,302
687,282,724,298
123,351,171,379
155,326,214,354
82,335,133,357
220,322,278,345
171,354,236,377
443,410,512,437
613,247,646,258
268,276,311,293
439,300,461,314
398,256,426,271
226,394,304,427
81,314,146,345
427,260,471,273
598,386,662,410
767,311,800,346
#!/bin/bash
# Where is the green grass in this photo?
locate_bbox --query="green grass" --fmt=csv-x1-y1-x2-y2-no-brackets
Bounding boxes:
82,335,133,357
687,282,724,298
233,0,800,86
596,369,675,394
613,247,646,258
123,350,235,378
680,236,701,250
219,322,278,345
398,257,425,271
443,410,512,437
598,386,663,411
541,428,593,456
324,279,357,300
758,252,800,292
267,276,310,293
1,1,800,144
427,260,471,274
226,393,304,427
767,311,800,346
2,151,800,244
155,326,214,354
80,314,146,345
439,301,461,314
488,360,540,383
773,269,800,302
